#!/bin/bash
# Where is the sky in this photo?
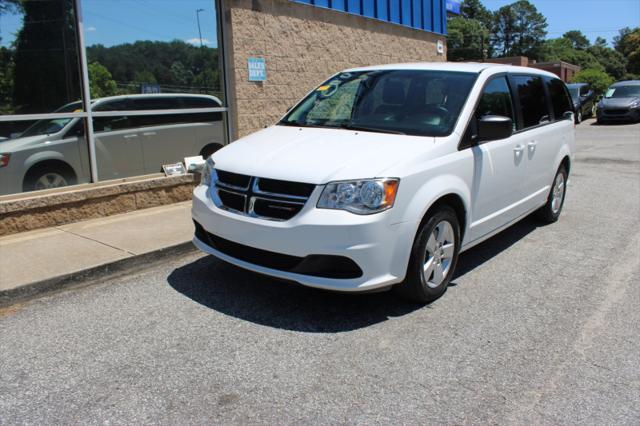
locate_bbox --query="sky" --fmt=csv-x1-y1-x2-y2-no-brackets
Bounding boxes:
0,0,639,49
0,0,219,48
482,0,640,45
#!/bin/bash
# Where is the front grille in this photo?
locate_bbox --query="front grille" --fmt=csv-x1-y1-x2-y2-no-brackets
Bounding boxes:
194,221,363,279
210,169,315,221
605,109,629,115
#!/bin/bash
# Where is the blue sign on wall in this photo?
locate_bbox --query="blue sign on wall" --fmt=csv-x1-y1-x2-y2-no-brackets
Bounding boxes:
446,0,461,14
248,57,267,82
291,0,448,35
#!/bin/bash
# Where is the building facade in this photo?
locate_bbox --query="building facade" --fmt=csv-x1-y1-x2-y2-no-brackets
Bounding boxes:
0,0,447,203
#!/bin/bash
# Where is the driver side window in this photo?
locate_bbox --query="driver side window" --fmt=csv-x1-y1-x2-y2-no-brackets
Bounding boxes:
476,77,515,121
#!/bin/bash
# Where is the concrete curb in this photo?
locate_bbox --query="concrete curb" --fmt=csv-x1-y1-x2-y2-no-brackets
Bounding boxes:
0,241,197,308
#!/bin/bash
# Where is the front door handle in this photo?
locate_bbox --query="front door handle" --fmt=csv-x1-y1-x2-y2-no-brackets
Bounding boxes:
142,132,157,136
528,141,538,151
123,134,138,139
514,144,525,154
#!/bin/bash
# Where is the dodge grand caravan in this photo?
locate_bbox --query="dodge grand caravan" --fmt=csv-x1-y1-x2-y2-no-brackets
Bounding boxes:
192,63,575,302
0,94,224,195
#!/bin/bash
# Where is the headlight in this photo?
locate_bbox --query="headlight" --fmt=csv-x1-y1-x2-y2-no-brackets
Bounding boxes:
630,100,640,108
199,156,215,186
317,178,399,214
597,101,604,109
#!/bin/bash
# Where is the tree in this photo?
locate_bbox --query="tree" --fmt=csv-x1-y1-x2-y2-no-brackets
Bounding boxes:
447,17,490,61
613,27,640,75
12,0,81,114
562,30,590,50
540,38,603,71
460,0,493,30
571,69,614,96
492,0,548,59
88,62,117,98
587,43,627,80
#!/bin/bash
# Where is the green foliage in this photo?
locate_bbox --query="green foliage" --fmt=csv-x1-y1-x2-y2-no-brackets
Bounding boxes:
587,43,627,80
570,69,614,95
88,62,117,98
0,47,15,114
562,30,590,50
86,40,221,95
491,0,548,59
12,0,81,114
447,17,489,61
613,27,640,75
459,0,493,30
540,38,603,71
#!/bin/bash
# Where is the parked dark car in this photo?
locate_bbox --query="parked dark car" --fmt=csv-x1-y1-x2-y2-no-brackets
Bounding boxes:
596,80,640,124
567,83,595,123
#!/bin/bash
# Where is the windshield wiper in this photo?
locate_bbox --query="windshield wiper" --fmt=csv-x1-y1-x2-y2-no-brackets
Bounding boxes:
338,123,406,135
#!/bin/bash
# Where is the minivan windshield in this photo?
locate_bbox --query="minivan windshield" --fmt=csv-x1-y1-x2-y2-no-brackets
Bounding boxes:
604,84,640,99
279,70,478,137
19,101,83,138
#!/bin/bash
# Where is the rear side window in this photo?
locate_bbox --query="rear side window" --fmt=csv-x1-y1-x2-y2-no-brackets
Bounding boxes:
546,78,573,121
476,77,514,121
513,75,550,129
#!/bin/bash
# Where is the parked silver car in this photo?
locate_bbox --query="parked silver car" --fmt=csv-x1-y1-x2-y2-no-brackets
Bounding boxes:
0,94,224,196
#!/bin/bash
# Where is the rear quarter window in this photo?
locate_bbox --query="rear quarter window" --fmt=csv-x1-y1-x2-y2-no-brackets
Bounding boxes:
545,78,573,121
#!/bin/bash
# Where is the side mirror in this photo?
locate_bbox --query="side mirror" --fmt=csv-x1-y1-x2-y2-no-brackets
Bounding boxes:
476,115,513,143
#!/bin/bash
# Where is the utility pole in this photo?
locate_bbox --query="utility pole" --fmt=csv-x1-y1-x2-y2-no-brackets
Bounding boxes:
196,8,204,48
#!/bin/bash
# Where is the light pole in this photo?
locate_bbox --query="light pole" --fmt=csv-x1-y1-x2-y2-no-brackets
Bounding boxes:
196,8,204,48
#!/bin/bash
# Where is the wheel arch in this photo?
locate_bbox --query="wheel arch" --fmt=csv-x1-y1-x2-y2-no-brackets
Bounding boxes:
400,174,472,246
23,159,78,190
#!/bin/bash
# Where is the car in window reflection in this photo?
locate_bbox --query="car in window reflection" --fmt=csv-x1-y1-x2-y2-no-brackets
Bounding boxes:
0,94,224,195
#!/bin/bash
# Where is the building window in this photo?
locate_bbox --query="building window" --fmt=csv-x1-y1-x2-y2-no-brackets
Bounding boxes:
0,0,227,196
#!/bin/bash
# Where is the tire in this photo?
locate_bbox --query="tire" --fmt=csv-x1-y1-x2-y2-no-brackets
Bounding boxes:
395,206,461,303
536,165,568,224
23,164,75,192
576,111,582,124
200,143,223,159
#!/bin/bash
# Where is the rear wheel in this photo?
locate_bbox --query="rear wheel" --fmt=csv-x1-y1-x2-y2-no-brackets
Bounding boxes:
576,110,583,124
396,206,460,303
536,165,567,223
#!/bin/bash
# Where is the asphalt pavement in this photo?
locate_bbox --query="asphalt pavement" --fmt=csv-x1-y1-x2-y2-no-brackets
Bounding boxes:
1,119,639,424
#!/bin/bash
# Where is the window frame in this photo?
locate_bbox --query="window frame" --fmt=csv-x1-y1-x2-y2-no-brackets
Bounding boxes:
544,77,575,122
507,73,553,133
458,72,517,150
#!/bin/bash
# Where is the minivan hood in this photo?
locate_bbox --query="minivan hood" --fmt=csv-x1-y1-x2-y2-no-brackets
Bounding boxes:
601,97,639,108
212,125,434,184
0,134,51,152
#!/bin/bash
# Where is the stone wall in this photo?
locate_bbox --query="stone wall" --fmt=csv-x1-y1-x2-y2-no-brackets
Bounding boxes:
223,0,446,138
0,174,196,236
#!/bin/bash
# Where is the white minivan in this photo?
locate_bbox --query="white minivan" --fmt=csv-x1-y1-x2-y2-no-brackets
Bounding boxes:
192,63,575,302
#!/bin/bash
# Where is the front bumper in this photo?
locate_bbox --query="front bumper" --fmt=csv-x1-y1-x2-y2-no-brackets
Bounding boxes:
191,185,413,292
597,107,640,122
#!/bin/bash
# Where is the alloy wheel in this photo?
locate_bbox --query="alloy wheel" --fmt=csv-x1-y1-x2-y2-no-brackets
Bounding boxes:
423,221,455,289
551,172,565,214
34,173,68,190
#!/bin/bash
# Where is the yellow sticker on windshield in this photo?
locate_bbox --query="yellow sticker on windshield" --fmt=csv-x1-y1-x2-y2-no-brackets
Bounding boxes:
73,109,82,113
317,85,330,91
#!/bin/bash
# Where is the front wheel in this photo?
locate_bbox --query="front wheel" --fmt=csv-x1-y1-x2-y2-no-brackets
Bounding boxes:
395,206,461,303
536,165,568,223
23,164,76,192
576,111,583,124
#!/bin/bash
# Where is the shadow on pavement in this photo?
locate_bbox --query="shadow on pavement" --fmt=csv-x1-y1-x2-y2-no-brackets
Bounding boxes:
168,216,541,332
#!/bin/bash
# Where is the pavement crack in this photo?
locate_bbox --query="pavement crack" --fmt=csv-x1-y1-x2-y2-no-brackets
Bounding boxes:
54,227,137,256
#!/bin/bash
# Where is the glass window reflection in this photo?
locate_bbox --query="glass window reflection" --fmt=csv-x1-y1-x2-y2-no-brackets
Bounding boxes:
0,0,83,115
